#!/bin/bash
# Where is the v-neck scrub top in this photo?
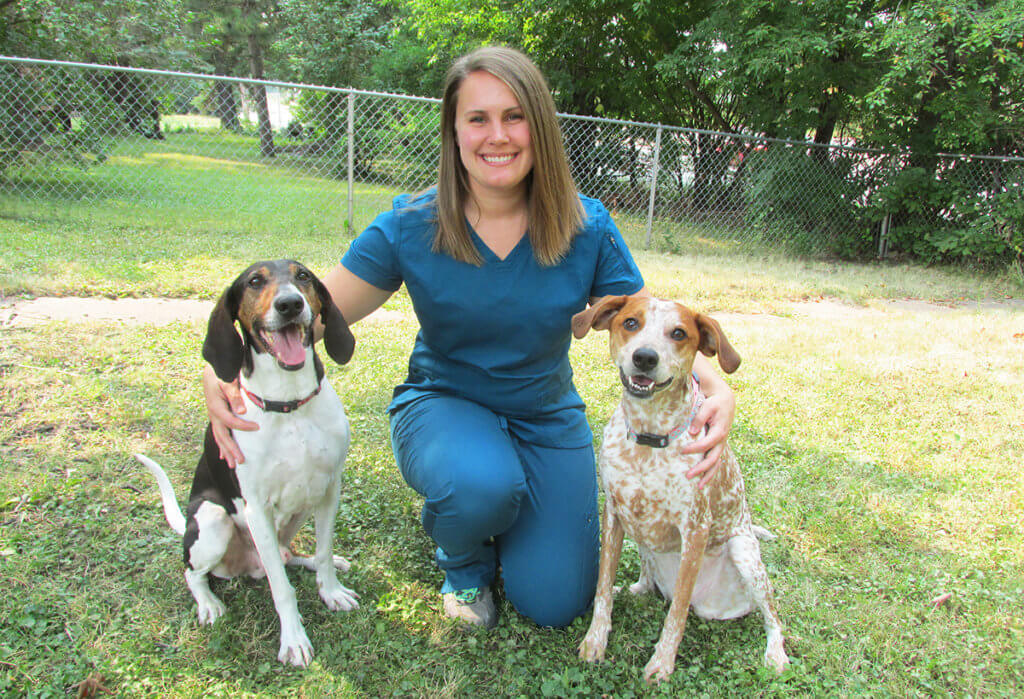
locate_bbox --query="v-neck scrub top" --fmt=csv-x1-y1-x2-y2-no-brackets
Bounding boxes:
341,190,644,448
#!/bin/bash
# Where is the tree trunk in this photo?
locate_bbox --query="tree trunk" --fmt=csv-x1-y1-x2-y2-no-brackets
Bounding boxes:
246,18,274,157
812,103,837,166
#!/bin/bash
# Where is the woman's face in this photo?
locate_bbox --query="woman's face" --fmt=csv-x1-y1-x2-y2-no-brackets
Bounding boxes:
453,70,534,201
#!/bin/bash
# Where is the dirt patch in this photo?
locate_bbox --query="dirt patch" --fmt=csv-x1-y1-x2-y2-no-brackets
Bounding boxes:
1,296,214,327
1,295,1021,329
0,296,411,328
879,298,1024,313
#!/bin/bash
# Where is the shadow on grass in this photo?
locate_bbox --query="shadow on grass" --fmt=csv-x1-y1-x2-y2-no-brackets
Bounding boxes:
1,173,139,202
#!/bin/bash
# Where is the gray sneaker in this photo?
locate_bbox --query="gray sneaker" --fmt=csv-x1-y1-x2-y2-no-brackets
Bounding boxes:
442,586,497,629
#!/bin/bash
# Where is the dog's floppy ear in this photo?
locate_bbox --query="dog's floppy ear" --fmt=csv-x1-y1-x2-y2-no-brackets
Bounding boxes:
572,295,630,339
202,277,245,382
695,313,741,374
314,276,355,365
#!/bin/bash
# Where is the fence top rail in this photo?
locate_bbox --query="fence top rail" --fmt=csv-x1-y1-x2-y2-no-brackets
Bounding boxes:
0,55,443,105
4,55,1023,164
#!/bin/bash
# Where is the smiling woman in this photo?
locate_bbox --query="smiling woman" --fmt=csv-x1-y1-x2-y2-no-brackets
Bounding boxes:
203,45,738,636
434,46,582,268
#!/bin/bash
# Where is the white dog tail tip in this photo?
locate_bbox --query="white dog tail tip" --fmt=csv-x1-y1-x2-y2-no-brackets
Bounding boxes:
752,525,777,541
134,453,187,536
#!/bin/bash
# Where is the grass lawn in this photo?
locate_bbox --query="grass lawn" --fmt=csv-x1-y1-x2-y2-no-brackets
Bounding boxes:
1,130,1023,697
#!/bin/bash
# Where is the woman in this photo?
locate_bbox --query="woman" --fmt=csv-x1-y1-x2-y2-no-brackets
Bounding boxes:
204,46,736,629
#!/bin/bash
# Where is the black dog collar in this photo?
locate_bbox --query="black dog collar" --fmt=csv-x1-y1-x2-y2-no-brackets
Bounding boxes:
242,381,322,413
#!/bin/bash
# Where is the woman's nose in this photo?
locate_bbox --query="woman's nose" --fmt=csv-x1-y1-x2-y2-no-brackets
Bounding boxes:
488,121,509,143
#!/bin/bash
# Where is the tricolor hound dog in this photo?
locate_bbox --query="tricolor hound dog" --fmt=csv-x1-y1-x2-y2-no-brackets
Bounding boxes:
573,295,789,683
135,259,358,667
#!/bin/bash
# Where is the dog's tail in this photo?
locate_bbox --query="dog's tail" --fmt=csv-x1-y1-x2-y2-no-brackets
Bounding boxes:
752,525,777,541
134,454,187,536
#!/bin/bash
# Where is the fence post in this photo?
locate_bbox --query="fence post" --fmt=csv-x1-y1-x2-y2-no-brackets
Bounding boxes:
644,124,663,249
878,212,891,259
347,91,355,234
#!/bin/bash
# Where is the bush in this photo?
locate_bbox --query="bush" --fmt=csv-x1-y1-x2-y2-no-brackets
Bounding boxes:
871,160,1024,268
743,145,873,257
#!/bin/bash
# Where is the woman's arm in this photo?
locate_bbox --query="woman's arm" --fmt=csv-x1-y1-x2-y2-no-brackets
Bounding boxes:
680,352,736,488
204,262,394,467
319,264,395,326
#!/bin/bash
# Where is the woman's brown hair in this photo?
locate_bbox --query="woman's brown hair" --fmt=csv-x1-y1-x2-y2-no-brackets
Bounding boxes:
433,46,583,266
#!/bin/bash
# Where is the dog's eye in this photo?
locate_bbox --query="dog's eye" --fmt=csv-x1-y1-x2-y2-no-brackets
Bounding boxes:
623,318,639,331
247,274,265,288
671,328,687,341
296,270,310,282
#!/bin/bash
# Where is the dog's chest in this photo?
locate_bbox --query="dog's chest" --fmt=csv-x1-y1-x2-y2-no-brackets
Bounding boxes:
600,415,703,552
236,389,350,513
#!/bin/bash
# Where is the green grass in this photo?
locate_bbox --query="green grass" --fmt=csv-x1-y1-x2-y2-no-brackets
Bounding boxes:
1,130,1023,697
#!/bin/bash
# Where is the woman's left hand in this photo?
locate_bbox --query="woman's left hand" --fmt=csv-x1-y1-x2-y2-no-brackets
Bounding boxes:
678,383,736,489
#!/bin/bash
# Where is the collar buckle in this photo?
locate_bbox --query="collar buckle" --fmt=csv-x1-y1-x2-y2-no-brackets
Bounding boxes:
634,432,670,448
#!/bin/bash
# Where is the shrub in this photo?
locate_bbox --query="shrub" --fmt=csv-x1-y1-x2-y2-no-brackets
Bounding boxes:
743,145,873,257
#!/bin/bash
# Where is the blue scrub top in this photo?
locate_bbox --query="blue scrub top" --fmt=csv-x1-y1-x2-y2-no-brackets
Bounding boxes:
341,189,644,448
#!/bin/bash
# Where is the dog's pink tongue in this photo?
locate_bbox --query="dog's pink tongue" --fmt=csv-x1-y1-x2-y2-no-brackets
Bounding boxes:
270,326,306,365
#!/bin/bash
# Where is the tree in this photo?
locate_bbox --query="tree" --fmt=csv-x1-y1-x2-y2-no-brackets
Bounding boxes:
2,0,190,65
862,0,1024,157
275,0,393,90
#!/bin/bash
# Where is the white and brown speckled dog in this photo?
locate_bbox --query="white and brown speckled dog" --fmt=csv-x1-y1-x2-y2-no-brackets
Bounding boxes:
135,259,358,667
572,294,789,683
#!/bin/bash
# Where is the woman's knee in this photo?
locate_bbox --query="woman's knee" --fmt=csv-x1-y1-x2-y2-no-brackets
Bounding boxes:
504,568,596,628
430,458,526,535
390,396,527,536
500,530,599,628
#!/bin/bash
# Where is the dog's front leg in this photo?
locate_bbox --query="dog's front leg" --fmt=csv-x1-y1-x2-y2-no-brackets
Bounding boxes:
243,499,313,667
579,498,624,663
312,481,359,612
644,517,710,684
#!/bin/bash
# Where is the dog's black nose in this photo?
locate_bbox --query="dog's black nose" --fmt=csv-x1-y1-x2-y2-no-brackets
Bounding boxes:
274,293,305,318
632,348,659,373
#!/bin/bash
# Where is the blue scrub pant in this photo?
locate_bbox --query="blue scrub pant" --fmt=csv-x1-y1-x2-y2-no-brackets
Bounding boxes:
390,394,600,628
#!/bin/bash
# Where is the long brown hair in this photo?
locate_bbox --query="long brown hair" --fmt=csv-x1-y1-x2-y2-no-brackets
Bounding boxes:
434,46,583,267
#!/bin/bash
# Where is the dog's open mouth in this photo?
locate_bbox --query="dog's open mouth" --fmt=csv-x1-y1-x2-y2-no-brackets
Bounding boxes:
259,323,308,370
620,369,673,398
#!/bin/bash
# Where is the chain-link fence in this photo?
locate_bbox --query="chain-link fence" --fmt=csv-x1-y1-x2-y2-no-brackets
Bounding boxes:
3,56,1022,268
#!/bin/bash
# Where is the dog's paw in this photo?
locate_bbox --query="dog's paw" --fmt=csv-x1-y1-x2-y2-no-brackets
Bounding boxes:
332,555,351,572
278,627,314,667
578,626,609,663
319,580,359,612
643,652,676,684
628,578,655,596
195,597,226,625
764,639,790,674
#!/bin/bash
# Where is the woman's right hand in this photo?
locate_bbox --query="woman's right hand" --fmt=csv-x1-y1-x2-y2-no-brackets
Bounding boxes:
202,364,259,468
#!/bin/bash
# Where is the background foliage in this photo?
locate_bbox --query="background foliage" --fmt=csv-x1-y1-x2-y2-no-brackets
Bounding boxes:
2,0,1022,268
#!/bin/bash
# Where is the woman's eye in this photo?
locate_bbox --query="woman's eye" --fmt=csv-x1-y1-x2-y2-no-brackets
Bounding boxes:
671,328,687,341
506,112,524,122
623,318,639,331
